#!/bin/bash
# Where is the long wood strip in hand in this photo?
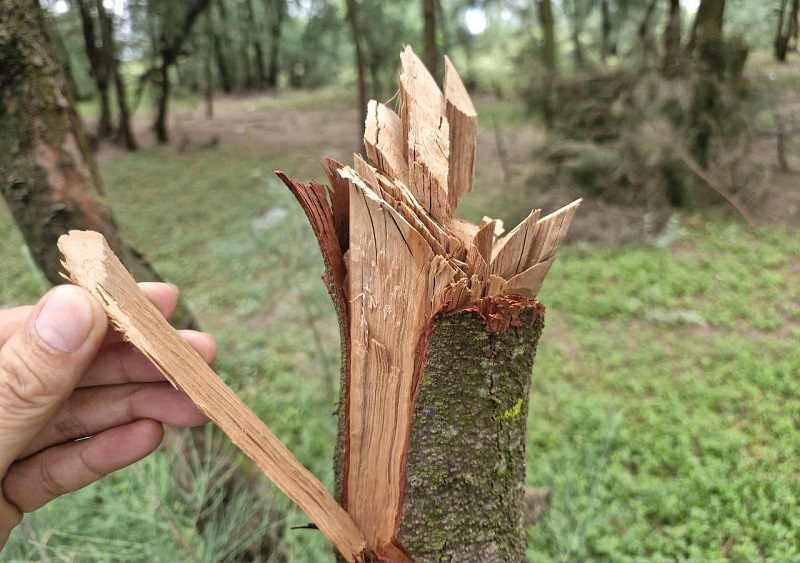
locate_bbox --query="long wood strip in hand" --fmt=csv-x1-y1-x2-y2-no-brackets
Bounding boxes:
58,230,368,563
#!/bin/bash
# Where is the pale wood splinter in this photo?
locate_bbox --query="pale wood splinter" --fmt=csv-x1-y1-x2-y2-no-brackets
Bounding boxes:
58,230,369,563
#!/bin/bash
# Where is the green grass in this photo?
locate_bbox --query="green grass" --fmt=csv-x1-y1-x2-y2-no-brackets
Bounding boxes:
2,140,799,559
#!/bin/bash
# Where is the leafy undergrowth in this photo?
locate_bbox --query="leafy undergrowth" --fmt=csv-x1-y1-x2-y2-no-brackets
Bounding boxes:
2,144,798,561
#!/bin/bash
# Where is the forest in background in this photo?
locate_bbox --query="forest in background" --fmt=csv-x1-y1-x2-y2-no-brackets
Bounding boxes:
2,0,800,560
39,0,799,226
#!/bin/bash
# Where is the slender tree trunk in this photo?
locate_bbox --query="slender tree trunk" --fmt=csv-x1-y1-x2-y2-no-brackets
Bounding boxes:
537,0,557,127
0,0,197,329
423,0,438,79
687,0,709,54
792,0,800,49
775,0,789,60
345,0,368,145
205,8,214,119
689,0,727,174
245,0,267,88
267,0,286,89
153,0,212,143
661,0,683,76
96,0,137,150
74,0,112,138
539,0,557,73
600,0,612,64
155,62,170,144
213,0,233,93
637,0,659,63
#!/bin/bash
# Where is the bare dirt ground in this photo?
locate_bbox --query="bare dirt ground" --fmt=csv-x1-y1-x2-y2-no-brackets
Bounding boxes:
94,86,799,240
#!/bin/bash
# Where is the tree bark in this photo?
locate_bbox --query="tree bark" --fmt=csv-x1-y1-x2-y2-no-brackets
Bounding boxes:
423,0,438,80
600,0,612,64
636,0,659,63
0,0,197,329
74,0,112,138
267,0,286,89
775,0,798,61
395,300,544,560
538,0,557,73
204,7,214,119
153,0,212,143
345,0,368,146
661,0,683,76
96,0,137,150
213,0,233,93
537,0,557,127
565,0,586,68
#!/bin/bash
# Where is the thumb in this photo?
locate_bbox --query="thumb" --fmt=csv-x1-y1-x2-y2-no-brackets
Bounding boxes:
0,285,107,474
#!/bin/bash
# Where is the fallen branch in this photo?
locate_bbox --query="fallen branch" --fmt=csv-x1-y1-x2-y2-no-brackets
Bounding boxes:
58,230,369,563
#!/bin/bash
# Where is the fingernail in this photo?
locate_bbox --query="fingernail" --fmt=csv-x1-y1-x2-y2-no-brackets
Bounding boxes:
168,283,180,298
34,286,95,353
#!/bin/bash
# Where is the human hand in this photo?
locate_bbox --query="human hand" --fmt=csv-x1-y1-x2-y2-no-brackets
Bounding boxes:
0,283,215,548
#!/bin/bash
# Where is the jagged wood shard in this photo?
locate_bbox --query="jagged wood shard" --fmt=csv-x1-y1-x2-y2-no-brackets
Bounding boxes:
279,46,580,560
58,231,369,563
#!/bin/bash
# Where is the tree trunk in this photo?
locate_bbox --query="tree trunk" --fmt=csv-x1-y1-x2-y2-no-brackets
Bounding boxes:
280,47,579,561
776,0,799,61
0,0,197,329
245,0,267,88
155,62,170,144
345,0,368,146
689,0,726,175
637,0,659,63
267,0,286,89
74,0,112,139
661,0,683,76
213,0,233,93
537,0,557,127
564,0,586,69
153,0,212,143
205,7,214,119
96,0,137,150
600,0,612,64
423,0,438,80
539,0,557,73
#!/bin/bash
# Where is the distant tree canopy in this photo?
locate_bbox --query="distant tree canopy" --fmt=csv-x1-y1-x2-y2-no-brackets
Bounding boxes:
42,0,782,146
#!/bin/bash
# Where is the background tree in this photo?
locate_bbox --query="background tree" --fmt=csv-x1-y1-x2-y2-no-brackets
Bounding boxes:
0,0,196,328
149,0,212,143
423,0,438,78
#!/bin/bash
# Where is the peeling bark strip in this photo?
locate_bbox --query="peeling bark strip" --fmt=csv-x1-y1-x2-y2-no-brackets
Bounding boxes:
280,47,580,560
58,231,369,563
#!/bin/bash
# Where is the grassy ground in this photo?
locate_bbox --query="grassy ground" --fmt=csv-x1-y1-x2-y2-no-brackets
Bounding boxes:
2,93,799,560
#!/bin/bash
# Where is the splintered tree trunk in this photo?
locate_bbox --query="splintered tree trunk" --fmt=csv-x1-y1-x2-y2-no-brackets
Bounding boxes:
0,0,197,330
279,48,579,560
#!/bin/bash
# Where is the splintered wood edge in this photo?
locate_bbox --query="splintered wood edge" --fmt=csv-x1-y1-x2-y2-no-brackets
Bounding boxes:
58,230,369,563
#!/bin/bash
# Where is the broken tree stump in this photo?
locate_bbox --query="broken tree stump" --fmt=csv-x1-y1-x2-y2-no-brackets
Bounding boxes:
279,47,580,561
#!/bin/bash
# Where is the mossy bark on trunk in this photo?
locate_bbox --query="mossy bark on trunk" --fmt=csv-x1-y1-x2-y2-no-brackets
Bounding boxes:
0,0,197,329
397,300,543,562
330,295,544,562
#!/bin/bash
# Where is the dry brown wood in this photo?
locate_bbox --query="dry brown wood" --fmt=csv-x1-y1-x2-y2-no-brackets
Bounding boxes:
443,55,477,213
364,101,410,187
400,46,451,223
58,230,369,563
